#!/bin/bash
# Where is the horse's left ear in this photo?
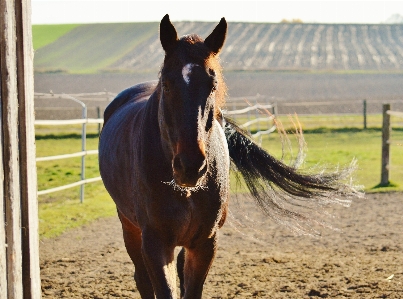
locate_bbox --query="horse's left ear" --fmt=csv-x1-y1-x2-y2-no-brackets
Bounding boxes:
160,14,178,53
204,18,227,55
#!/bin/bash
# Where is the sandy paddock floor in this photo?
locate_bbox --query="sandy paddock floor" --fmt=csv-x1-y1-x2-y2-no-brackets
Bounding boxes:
40,192,403,298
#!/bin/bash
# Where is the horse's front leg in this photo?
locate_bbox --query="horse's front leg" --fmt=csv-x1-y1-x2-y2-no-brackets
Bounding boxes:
142,227,177,299
182,234,217,299
118,212,155,298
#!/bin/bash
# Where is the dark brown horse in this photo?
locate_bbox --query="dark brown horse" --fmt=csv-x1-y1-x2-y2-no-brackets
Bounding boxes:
99,15,360,299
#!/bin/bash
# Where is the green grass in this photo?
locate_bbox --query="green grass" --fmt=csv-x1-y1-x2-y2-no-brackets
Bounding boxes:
34,23,158,73
36,127,403,238
32,24,81,50
261,129,403,192
35,123,101,137
38,182,116,238
36,134,117,238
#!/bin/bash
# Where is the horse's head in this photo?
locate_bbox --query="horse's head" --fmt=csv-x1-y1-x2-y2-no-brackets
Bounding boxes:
158,14,227,188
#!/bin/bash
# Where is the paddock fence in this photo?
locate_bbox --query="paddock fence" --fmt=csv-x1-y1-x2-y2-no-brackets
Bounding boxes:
380,104,403,186
35,92,403,129
34,92,403,202
35,94,104,203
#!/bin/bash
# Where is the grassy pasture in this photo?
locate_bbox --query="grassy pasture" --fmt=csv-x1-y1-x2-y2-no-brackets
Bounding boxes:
32,24,81,50
36,120,403,238
34,23,158,73
36,131,115,238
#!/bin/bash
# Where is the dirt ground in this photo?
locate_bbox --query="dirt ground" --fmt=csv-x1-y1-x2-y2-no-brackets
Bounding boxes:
40,192,403,298
34,73,403,103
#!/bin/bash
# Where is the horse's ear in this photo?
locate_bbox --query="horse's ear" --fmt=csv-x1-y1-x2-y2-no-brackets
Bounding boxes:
160,14,178,53
204,18,227,55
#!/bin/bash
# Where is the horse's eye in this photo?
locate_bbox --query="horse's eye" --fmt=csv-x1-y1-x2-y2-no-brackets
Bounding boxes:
162,83,170,93
211,79,218,93
211,84,217,94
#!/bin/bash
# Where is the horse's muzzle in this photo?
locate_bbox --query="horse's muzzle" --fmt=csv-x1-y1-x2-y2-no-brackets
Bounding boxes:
172,151,207,187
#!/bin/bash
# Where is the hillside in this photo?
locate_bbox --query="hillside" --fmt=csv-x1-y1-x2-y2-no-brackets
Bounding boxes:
34,22,403,73
32,24,80,50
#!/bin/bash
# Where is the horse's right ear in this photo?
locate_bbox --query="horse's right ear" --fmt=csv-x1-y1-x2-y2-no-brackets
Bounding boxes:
160,14,178,53
204,17,227,55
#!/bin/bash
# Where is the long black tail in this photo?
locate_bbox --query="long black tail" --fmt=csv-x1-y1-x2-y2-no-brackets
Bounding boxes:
224,118,363,235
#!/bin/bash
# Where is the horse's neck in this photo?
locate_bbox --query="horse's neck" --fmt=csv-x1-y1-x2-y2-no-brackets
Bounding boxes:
137,92,172,180
139,91,159,143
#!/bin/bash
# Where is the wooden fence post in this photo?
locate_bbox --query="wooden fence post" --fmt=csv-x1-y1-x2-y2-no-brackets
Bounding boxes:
380,104,391,186
363,99,367,129
97,106,101,135
272,102,278,116
1,0,41,298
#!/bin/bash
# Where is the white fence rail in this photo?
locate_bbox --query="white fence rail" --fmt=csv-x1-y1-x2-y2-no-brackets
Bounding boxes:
35,118,103,125
37,177,102,196
225,103,274,115
387,110,403,118
224,102,277,139
36,150,99,162
35,91,116,101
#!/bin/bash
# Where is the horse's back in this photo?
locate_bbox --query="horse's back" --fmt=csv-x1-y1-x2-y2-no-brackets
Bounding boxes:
103,80,158,125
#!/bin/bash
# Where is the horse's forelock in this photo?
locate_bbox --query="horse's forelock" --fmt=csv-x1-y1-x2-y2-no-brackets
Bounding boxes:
180,34,204,44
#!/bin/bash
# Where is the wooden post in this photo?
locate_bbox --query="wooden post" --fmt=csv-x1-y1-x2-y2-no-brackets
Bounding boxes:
1,0,24,297
363,99,367,129
247,106,251,134
16,1,41,297
0,0,41,298
272,102,278,116
0,75,8,299
255,96,259,132
232,100,236,122
266,97,270,132
80,105,87,203
97,106,101,135
380,104,391,186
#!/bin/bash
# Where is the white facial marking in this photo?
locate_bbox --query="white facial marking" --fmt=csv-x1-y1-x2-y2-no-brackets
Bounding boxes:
182,63,199,85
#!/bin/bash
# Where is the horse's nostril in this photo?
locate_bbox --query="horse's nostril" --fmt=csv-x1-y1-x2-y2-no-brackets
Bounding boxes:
173,152,207,186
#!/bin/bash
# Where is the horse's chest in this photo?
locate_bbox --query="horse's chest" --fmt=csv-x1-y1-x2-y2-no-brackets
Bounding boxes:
177,196,225,246
146,193,225,246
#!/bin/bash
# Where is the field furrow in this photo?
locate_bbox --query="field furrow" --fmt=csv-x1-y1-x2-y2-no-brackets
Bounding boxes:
386,26,403,65
277,24,302,68
238,24,266,69
262,24,291,68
